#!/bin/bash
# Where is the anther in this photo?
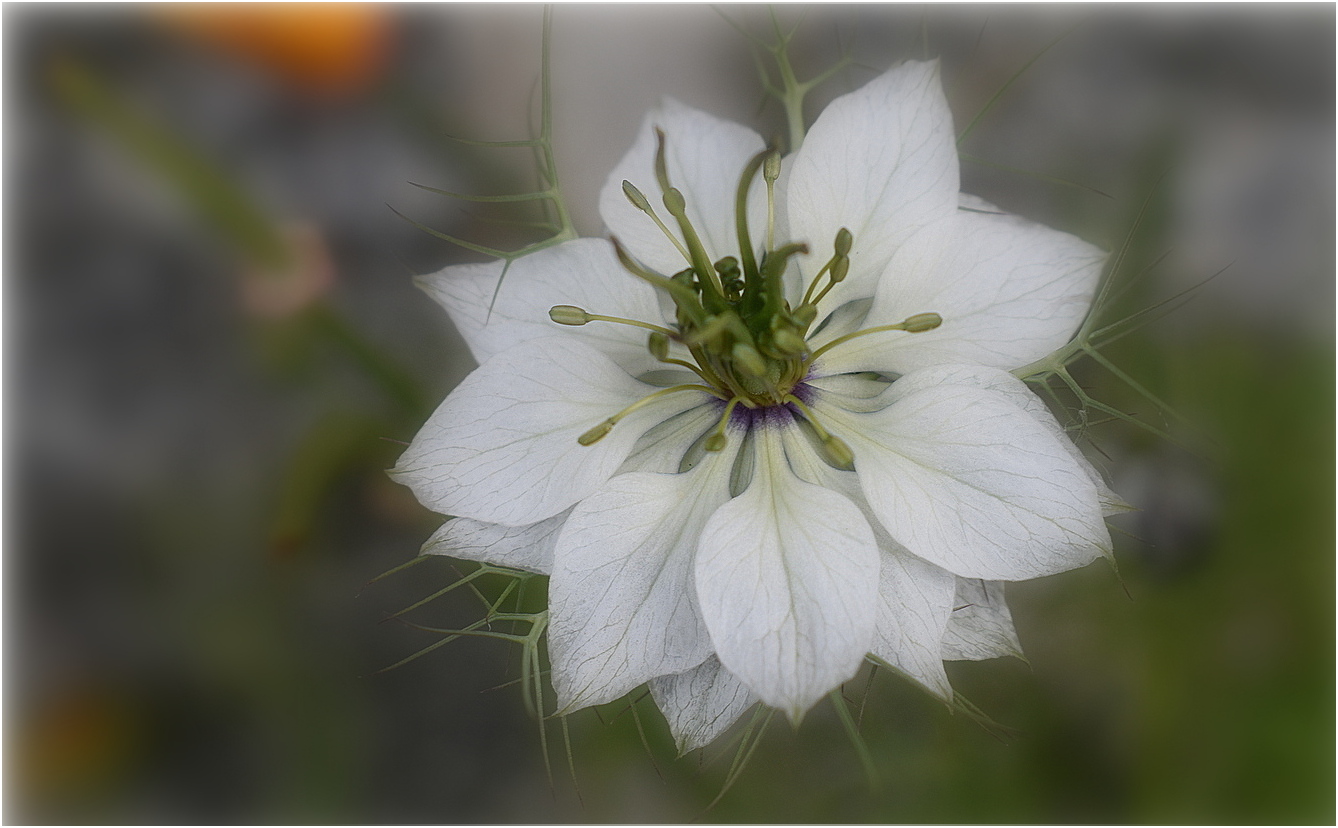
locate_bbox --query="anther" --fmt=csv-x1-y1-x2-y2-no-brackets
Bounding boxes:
549,305,590,326
834,227,853,257
703,397,745,452
822,434,855,469
622,180,652,212
647,331,670,361
763,150,782,185
578,420,615,446
829,256,849,284
902,312,942,333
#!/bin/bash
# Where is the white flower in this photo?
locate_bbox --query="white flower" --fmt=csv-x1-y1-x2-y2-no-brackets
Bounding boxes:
393,62,1122,752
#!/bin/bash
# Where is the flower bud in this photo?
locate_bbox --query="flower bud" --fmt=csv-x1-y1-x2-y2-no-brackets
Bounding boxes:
549,305,590,326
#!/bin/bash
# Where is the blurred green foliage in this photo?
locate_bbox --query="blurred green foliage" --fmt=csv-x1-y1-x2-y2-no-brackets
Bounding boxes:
12,5,1332,824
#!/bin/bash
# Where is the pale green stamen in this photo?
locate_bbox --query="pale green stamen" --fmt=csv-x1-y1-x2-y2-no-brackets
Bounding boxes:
621,179,693,266
783,394,855,468
703,396,745,452
799,227,853,310
803,312,943,369
548,304,676,337
578,383,722,445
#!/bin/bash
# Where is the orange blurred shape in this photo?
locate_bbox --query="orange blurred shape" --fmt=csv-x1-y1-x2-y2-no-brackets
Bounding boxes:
15,687,138,809
159,3,393,98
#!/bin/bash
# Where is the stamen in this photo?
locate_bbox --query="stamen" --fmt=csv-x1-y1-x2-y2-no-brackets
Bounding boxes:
703,396,745,451
806,256,849,308
784,394,855,469
647,331,720,385
621,179,693,265
803,312,943,368
800,227,853,308
578,383,721,446
547,304,676,337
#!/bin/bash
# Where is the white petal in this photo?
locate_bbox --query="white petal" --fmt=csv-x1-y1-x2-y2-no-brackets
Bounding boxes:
884,364,1127,516
548,443,738,712
777,428,954,701
415,238,668,374
621,402,720,475
785,61,959,311
872,549,956,699
649,657,757,755
819,382,1110,580
392,337,707,525
695,425,879,722
599,98,767,276
816,208,1105,376
421,510,570,575
942,579,1024,661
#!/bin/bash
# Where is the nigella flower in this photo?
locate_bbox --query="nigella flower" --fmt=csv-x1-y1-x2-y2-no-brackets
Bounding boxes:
393,62,1124,752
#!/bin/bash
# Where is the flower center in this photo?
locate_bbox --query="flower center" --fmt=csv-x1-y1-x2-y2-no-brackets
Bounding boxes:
551,131,942,460
613,133,816,410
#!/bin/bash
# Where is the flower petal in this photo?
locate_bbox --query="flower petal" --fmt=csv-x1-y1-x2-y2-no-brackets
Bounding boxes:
548,443,738,713
882,364,1128,516
695,424,879,722
622,402,719,475
421,509,570,575
784,61,959,311
599,98,767,277
391,337,708,525
777,427,954,701
815,208,1105,376
649,656,757,755
872,548,956,699
819,382,1110,580
414,238,668,374
942,579,1024,661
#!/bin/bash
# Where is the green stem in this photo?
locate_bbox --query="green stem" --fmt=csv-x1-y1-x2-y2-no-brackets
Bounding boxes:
307,302,428,415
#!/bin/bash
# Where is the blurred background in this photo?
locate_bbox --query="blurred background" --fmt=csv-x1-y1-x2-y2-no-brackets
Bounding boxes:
7,4,1332,822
